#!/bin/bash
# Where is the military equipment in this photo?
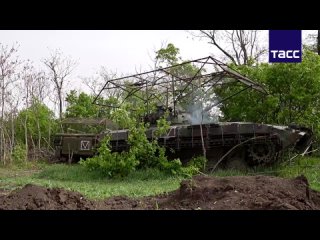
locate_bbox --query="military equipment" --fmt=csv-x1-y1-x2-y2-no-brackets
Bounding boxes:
53,56,313,167
53,118,116,162
54,116,312,167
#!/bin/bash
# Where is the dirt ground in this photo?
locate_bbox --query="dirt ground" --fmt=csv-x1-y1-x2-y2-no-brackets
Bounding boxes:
1,175,320,210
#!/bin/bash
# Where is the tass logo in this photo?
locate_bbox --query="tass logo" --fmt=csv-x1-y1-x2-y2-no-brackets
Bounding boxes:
269,30,302,63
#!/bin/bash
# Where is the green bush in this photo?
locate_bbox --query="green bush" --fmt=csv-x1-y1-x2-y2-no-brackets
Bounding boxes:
81,106,209,179
11,144,27,165
176,156,208,177
187,156,207,171
80,136,138,178
81,106,185,178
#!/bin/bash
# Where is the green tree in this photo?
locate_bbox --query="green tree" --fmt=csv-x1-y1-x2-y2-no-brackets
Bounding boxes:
156,43,181,65
155,43,204,110
15,100,58,152
66,90,100,118
65,90,118,118
156,43,200,77
64,90,119,133
215,50,320,135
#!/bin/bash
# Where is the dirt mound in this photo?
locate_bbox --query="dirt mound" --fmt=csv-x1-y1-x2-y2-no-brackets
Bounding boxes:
0,184,94,210
1,175,320,210
157,175,320,210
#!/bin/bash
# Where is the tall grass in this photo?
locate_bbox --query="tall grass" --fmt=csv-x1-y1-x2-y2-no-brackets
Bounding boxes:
275,156,320,191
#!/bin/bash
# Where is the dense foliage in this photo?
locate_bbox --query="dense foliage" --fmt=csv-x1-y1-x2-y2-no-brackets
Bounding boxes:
215,50,320,137
15,100,58,149
80,105,205,178
65,90,118,118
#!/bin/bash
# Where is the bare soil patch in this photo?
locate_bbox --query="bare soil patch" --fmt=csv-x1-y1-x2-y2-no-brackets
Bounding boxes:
1,175,320,210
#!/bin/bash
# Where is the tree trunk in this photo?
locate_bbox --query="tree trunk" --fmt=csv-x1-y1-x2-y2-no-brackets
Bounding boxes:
30,135,36,161
317,30,320,56
0,102,4,163
48,123,51,150
1,131,4,165
58,89,64,132
24,115,28,162
3,127,11,164
199,122,206,159
37,119,41,150
1,86,5,164
59,91,63,120
11,112,15,155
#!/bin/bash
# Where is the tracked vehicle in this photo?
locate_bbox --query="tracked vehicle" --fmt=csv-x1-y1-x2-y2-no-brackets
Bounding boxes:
53,56,313,167
54,114,313,166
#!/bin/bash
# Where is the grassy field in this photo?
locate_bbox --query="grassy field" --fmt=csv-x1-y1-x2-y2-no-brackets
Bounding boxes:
275,156,320,191
1,156,320,199
0,163,183,199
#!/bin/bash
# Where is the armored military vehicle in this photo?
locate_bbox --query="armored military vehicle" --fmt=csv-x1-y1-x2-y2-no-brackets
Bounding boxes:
54,109,313,167
53,56,313,167
105,108,313,166
53,118,117,162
